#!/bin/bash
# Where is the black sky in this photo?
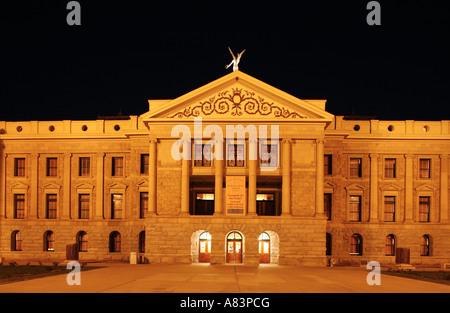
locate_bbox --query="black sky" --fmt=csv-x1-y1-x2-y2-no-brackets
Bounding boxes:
2,0,450,121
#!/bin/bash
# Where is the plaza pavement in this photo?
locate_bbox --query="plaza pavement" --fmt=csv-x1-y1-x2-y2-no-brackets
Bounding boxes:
0,262,450,293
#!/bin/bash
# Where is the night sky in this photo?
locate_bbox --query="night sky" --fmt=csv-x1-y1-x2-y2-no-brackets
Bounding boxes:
2,0,450,121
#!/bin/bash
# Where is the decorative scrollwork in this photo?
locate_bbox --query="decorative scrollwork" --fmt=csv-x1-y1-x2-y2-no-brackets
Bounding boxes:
168,88,306,119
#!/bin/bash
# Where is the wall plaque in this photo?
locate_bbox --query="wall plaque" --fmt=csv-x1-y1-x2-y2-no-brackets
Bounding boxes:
226,176,246,215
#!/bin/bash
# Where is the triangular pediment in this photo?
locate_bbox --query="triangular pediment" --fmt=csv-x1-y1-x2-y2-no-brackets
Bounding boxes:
142,71,334,122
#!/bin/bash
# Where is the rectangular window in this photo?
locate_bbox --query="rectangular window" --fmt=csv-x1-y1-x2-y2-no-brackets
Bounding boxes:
140,192,148,219
256,193,276,216
79,194,90,219
384,196,396,222
227,144,245,167
47,158,58,177
260,144,278,168
324,155,332,175
194,193,215,215
46,194,57,219
349,195,361,222
112,157,124,176
14,194,25,219
14,158,25,177
194,144,212,167
349,158,362,177
419,159,431,178
140,154,149,174
324,193,332,220
79,157,90,176
111,193,123,219
419,196,430,222
384,158,396,178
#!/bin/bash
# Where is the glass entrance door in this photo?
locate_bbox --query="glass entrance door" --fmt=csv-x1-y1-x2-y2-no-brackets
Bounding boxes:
199,232,211,263
258,232,270,263
226,232,243,263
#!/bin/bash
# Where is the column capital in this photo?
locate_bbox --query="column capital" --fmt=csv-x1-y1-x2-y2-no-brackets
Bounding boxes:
315,138,325,145
281,138,292,144
405,153,414,159
439,154,449,160
369,153,379,159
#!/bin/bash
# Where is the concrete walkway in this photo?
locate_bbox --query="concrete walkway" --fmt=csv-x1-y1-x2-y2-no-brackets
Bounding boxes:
0,263,450,293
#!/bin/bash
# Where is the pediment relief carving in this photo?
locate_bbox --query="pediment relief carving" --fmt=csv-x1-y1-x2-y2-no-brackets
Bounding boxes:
415,184,435,194
379,184,402,191
168,88,307,119
11,182,29,191
344,183,365,192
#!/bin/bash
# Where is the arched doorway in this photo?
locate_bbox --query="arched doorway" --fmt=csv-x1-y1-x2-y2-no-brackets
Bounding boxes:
258,232,270,263
226,231,243,263
199,231,211,263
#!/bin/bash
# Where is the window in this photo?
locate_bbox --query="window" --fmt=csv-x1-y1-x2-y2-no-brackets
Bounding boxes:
349,158,362,177
79,157,90,176
11,231,22,251
420,235,431,256
194,193,215,215
260,144,278,168
194,144,211,167
14,158,25,177
326,233,332,256
46,158,58,177
419,196,431,222
140,192,148,219
324,193,332,220
109,231,121,252
79,194,90,219
139,231,146,253
419,159,431,178
77,231,88,252
140,154,149,174
384,158,396,178
46,194,57,219
112,157,124,176
44,231,55,251
256,193,276,216
350,234,362,255
349,195,361,222
14,194,25,219
111,194,123,219
227,144,244,167
384,196,396,222
385,235,395,256
324,155,332,175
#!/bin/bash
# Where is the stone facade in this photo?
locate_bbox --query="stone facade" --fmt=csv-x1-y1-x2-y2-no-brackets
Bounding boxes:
0,71,448,267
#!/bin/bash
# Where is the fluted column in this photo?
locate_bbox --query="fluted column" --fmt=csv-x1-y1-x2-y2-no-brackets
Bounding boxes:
315,139,325,217
214,138,224,216
148,138,157,216
281,139,291,216
248,139,257,216
180,139,191,216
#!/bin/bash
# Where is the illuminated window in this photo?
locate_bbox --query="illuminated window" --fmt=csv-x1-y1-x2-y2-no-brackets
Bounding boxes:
77,231,88,252
111,194,123,219
79,194,90,219
194,193,214,215
420,235,431,256
419,196,430,222
46,194,57,219
349,158,362,177
384,196,395,222
256,193,276,216
14,194,25,219
349,195,361,222
44,231,55,252
350,234,362,255
385,234,395,256
419,159,431,178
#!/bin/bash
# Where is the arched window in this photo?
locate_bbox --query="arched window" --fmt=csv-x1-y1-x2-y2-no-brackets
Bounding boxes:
77,231,88,252
420,235,431,256
350,234,362,255
139,231,146,253
385,234,395,256
44,231,55,252
109,231,121,252
11,230,22,251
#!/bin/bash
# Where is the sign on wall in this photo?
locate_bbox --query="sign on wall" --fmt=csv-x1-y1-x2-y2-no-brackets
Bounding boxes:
226,176,246,215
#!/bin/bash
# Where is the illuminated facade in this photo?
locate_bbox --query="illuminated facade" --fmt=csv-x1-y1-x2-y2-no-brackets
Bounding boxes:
0,71,449,267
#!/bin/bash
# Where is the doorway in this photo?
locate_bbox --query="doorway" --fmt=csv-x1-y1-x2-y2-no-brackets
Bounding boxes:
258,232,270,263
199,231,211,263
226,231,243,263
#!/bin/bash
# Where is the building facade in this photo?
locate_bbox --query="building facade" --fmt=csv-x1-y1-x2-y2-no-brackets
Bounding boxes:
0,71,449,267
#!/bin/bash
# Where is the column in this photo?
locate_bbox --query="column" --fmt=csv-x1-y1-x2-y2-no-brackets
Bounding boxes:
180,139,190,216
148,138,157,216
248,139,257,216
404,154,414,222
214,139,224,215
281,139,291,216
62,152,72,219
369,153,379,222
315,139,325,217
95,153,104,219
440,154,449,223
